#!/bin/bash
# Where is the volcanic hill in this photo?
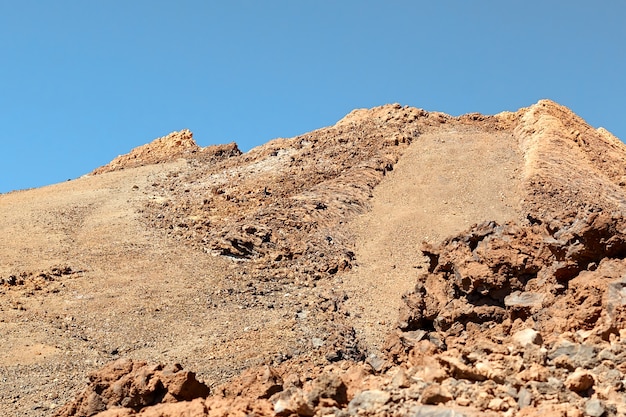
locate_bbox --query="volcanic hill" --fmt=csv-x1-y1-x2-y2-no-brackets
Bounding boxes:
2,100,626,416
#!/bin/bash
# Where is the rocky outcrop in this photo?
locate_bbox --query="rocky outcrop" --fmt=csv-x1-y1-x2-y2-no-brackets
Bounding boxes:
143,105,426,282
385,213,626,415
516,100,626,222
54,359,210,416
398,211,626,338
91,129,240,174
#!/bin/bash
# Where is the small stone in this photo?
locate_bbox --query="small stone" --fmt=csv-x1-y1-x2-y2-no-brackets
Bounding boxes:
547,377,565,391
306,374,348,405
518,363,549,382
420,384,452,405
504,291,544,307
400,330,428,346
274,399,292,416
573,344,600,368
517,387,532,408
311,338,324,348
512,328,542,346
549,341,599,368
522,344,548,365
549,340,579,359
348,390,390,413
366,354,386,373
410,405,465,416
391,368,412,389
488,397,506,411
598,348,617,362
552,354,575,371
456,397,471,407
565,368,595,393
585,398,605,417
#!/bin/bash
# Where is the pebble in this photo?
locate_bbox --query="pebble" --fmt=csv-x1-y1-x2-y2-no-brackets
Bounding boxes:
585,398,605,417
488,397,506,411
565,368,595,393
391,368,412,389
366,354,386,373
274,399,292,415
517,387,532,408
348,390,390,414
512,328,542,346
598,348,617,362
504,291,544,308
420,384,452,405
409,405,467,417
311,338,324,348
549,341,599,369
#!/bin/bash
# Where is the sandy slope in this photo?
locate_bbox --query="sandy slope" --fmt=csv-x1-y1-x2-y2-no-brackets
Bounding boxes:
0,108,418,416
344,123,524,350
0,162,295,416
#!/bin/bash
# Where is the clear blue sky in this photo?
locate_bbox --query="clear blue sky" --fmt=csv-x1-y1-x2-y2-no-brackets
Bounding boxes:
1,1,624,193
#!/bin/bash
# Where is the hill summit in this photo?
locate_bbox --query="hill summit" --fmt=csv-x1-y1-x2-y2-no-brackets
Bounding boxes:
2,100,626,416
92,129,241,174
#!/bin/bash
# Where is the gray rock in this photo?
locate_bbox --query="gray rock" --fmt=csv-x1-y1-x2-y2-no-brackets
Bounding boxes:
409,405,466,417
547,377,565,390
576,344,600,368
311,337,324,348
605,278,626,320
598,348,618,363
548,341,599,368
594,367,623,388
585,398,605,417
366,354,386,373
274,399,292,416
517,387,532,408
348,390,390,414
400,329,428,346
548,340,578,359
428,333,446,350
522,344,548,365
533,380,560,396
504,291,544,307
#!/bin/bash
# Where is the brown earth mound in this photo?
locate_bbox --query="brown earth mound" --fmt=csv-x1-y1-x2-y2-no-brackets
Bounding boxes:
2,100,626,417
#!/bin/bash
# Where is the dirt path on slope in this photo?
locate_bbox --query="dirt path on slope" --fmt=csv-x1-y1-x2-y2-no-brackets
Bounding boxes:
343,125,525,351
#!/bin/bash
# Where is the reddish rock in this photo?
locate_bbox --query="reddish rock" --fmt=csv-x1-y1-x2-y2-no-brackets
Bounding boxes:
420,384,452,405
566,368,595,393
54,359,210,417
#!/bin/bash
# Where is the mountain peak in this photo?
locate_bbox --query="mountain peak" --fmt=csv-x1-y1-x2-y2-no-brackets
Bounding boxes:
92,129,199,174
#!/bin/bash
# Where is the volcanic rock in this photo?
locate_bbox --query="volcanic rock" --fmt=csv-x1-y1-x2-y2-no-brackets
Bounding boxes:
54,359,210,416
565,368,595,393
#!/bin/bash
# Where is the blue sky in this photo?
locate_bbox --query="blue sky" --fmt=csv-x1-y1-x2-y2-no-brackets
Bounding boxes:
1,1,624,193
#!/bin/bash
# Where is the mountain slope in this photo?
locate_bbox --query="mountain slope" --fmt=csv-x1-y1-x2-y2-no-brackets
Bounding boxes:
2,100,626,416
